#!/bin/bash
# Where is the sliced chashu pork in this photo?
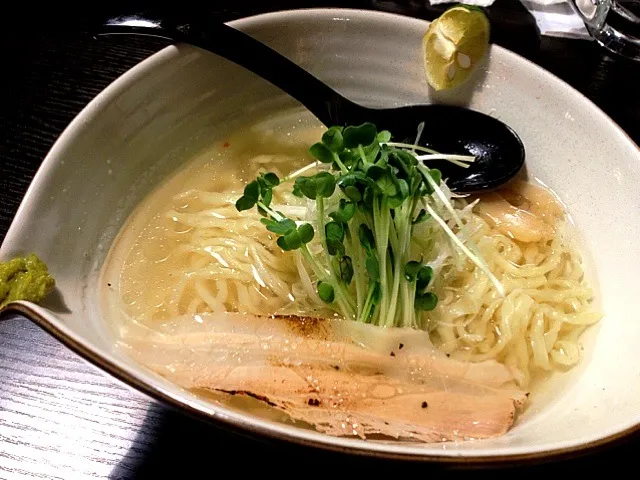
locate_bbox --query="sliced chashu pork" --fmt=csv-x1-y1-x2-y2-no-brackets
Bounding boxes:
118,312,527,443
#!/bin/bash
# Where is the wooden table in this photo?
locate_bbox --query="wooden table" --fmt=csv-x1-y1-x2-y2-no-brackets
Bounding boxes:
2,2,639,477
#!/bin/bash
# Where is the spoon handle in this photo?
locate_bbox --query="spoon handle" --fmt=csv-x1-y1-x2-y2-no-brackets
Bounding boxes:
98,16,355,126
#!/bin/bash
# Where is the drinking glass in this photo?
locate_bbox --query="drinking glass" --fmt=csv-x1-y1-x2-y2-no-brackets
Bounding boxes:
570,0,640,60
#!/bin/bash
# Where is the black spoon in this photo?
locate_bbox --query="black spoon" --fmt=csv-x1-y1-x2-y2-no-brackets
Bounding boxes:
98,16,525,193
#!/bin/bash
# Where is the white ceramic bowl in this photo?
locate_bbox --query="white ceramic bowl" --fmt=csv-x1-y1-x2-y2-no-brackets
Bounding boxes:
2,8,640,462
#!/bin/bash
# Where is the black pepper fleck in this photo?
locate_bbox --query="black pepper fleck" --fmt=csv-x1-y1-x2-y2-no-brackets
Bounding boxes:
107,283,112,287
390,352,396,357
398,343,404,350
421,401,428,409
308,398,321,406
332,365,340,371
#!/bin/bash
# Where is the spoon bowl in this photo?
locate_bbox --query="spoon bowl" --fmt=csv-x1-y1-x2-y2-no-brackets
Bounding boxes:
98,16,525,193
359,104,525,192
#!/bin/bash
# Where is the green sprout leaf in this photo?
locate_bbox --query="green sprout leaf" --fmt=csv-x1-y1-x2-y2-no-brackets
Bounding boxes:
261,188,273,207
421,168,443,194
429,169,442,186
325,221,345,256
367,166,397,197
325,221,344,240
236,176,278,212
276,235,290,251
329,199,356,223
295,172,337,199
315,172,336,198
396,177,409,199
416,265,434,291
387,178,409,208
404,261,422,282
362,142,381,164
284,229,303,250
309,142,335,164
344,186,362,202
294,177,316,199
376,174,397,197
322,127,344,153
415,292,438,311
235,196,257,212
317,281,335,303
262,172,280,187
260,217,296,235
377,130,391,143
388,150,416,180
343,123,378,148
277,228,304,251
358,224,375,252
365,165,386,182
236,180,261,211
377,145,390,166
244,180,260,201
298,223,315,244
338,149,358,169
338,173,368,203
366,255,380,281
362,186,375,210
338,256,354,285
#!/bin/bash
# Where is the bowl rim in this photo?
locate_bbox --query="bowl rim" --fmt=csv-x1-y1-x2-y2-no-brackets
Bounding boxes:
3,7,640,464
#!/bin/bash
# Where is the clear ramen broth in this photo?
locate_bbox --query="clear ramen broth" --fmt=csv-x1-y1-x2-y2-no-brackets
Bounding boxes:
102,111,601,442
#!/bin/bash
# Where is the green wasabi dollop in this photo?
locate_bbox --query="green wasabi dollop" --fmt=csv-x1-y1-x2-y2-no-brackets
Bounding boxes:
0,254,55,308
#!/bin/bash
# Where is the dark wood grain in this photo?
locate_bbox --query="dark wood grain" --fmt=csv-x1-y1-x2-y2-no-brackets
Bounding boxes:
2,2,640,478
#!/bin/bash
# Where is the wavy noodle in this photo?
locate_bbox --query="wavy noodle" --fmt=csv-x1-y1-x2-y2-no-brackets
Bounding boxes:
427,198,600,386
117,151,600,389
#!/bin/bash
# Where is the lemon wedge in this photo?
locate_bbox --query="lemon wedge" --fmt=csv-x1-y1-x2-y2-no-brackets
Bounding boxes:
422,5,490,91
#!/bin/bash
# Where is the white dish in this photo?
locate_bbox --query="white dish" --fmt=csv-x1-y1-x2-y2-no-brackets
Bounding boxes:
2,8,640,462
